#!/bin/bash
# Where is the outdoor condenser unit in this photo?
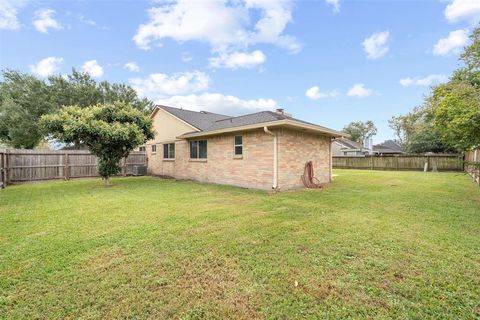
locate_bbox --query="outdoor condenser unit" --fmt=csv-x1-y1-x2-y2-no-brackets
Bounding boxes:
132,165,147,176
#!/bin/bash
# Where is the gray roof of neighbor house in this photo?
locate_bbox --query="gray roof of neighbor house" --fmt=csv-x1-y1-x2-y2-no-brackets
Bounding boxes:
154,105,344,138
334,138,362,150
373,140,405,154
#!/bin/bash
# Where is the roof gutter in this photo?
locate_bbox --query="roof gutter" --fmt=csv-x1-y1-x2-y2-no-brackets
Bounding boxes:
263,126,278,190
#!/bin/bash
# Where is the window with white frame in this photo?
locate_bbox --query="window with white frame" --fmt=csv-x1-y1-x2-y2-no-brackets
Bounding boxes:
151,144,157,154
163,143,175,159
234,135,243,156
190,140,207,159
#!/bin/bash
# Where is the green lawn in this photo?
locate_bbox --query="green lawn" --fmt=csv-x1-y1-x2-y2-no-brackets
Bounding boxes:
0,170,479,319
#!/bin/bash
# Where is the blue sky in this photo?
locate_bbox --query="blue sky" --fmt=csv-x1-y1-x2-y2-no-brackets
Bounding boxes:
1,0,479,143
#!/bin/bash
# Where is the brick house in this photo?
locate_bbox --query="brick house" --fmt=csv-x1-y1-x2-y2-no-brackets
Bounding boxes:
146,105,343,191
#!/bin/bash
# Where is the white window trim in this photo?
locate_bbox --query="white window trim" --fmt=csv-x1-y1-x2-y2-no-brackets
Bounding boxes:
234,135,243,158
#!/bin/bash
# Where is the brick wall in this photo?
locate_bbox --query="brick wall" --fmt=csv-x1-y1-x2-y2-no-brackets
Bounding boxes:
277,129,331,190
147,128,332,190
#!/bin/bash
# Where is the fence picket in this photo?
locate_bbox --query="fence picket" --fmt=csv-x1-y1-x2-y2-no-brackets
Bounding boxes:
0,149,147,187
333,154,463,172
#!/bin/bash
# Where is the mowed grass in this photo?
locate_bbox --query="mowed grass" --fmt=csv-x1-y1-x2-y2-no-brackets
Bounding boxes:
0,170,479,319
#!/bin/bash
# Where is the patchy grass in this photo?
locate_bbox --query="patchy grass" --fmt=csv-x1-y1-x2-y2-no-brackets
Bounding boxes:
0,170,479,319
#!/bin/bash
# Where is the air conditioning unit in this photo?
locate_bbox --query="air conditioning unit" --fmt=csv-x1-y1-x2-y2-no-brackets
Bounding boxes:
132,165,147,176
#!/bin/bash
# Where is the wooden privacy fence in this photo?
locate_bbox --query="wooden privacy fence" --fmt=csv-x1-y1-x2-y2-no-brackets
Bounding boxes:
0,149,147,188
464,148,480,186
332,154,464,172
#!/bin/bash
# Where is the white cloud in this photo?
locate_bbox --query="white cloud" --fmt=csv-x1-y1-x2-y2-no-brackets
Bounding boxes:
209,50,266,69
130,71,210,99
433,29,469,56
362,30,390,59
347,84,373,98
325,0,340,13
33,9,63,33
78,14,96,26
29,56,63,77
445,0,480,23
0,0,26,30
181,52,193,62
124,61,140,72
157,92,279,114
399,74,447,87
305,86,338,100
81,60,104,78
133,0,300,54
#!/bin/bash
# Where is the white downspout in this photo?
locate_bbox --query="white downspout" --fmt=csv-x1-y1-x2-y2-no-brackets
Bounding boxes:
264,126,278,189
329,137,333,182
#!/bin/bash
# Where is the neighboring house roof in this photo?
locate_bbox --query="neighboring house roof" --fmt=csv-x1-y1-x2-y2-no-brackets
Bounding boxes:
152,105,344,138
373,140,405,154
333,138,362,150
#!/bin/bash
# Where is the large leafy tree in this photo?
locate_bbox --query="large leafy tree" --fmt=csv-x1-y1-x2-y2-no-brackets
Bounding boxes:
427,82,480,151
0,69,154,149
342,120,377,146
426,25,480,151
40,102,155,185
0,70,54,148
406,127,455,154
388,106,454,153
388,106,425,148
391,25,480,153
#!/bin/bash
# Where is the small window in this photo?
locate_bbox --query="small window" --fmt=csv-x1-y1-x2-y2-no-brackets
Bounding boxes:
151,145,157,154
234,135,243,156
163,143,175,159
139,146,146,152
190,140,207,159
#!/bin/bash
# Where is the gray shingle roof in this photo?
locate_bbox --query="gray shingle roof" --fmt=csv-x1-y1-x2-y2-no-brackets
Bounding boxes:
205,111,286,131
157,105,230,130
157,105,342,136
335,138,361,149
373,140,405,153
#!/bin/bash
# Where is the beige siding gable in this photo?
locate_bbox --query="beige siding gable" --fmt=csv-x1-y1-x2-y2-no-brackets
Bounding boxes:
149,108,199,144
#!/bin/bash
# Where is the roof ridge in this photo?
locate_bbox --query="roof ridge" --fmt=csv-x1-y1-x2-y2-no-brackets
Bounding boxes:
157,105,231,118
213,110,279,123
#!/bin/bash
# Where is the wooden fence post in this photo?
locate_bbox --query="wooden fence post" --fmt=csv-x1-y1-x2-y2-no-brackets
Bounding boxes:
1,152,4,189
64,152,70,180
370,156,374,170
5,150,10,185
427,156,431,171
122,157,127,177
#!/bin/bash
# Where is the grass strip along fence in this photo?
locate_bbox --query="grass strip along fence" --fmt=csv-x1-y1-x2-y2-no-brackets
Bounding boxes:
333,153,480,186
0,149,146,188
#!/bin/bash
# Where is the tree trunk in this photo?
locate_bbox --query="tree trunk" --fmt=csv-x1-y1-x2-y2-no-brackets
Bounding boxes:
104,177,110,187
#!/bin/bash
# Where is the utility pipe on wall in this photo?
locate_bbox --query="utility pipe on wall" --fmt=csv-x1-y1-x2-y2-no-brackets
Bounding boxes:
264,126,278,189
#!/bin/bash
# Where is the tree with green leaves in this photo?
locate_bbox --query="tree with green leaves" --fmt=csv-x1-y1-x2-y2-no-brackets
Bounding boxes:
388,106,425,148
426,25,480,151
40,102,155,186
342,120,377,146
0,70,53,148
0,69,154,149
406,127,455,154
427,82,480,151
391,25,480,153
